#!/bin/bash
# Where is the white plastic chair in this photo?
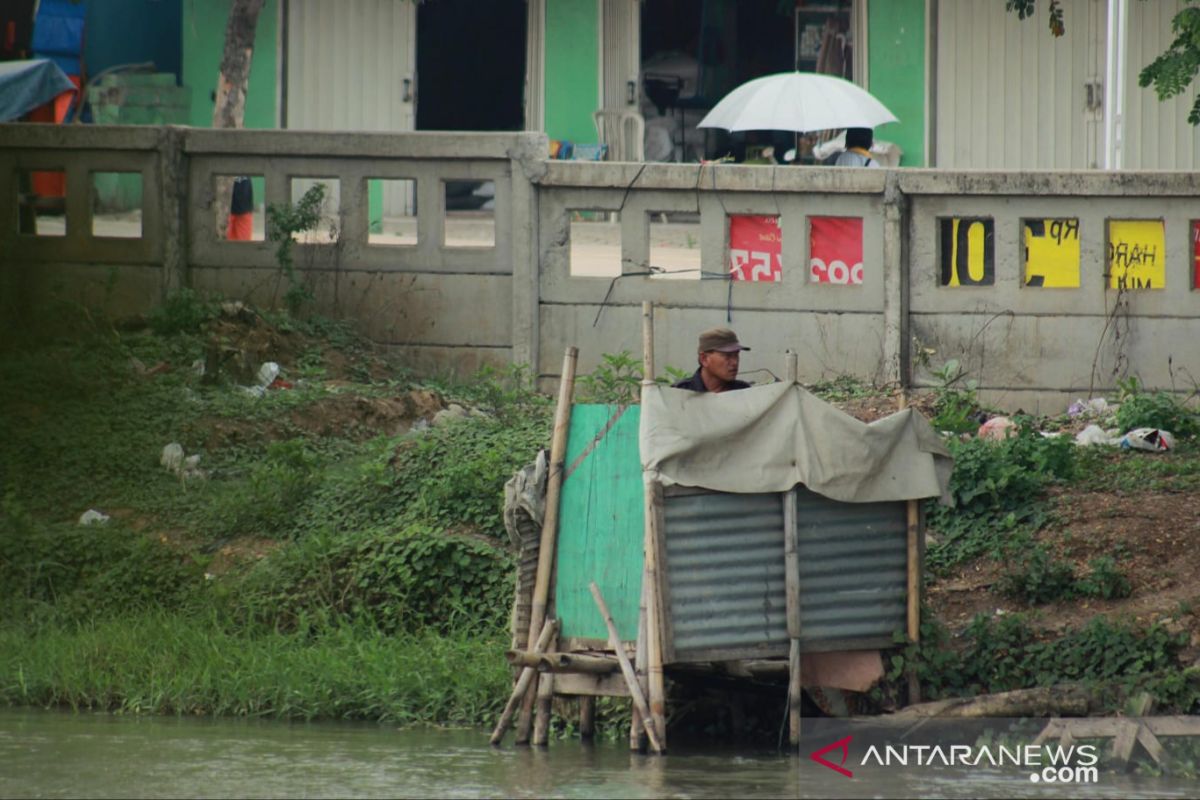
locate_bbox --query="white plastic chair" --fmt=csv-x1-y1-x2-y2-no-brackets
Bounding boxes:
593,109,645,163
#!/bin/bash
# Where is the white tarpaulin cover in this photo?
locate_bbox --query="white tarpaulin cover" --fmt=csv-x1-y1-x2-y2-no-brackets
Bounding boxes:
641,382,953,504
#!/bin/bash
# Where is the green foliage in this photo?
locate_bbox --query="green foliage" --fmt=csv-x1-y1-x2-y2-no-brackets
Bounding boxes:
576,351,645,404
575,351,691,404
1114,377,1200,437
228,526,514,635
1076,555,1133,600
806,374,881,403
997,548,1132,605
1139,3,1200,125
387,412,550,536
266,183,326,313
146,288,220,336
0,493,204,621
891,611,1185,700
0,612,510,723
996,545,1077,604
926,421,1076,572
929,359,983,434
200,438,322,538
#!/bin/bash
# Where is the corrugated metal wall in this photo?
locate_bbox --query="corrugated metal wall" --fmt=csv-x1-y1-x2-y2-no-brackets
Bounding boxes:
663,490,789,661
1123,0,1200,169
662,487,910,662
935,0,1103,168
286,0,415,213
795,489,908,644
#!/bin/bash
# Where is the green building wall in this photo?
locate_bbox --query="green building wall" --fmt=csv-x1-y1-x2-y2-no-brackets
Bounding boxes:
544,0,600,146
867,0,926,166
181,0,278,129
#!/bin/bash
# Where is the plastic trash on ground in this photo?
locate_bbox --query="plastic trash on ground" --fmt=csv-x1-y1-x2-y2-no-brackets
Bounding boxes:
160,442,185,473
257,361,280,388
1119,428,1176,452
1068,397,1112,418
978,416,1017,441
1074,424,1119,447
79,509,109,526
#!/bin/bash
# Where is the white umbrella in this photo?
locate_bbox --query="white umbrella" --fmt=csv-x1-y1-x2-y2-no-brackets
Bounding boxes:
697,71,898,134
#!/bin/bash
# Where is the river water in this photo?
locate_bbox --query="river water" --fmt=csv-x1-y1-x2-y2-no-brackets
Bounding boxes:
1,708,1196,799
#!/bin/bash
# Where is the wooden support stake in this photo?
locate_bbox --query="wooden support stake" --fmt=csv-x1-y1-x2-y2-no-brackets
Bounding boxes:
641,301,667,751
516,346,578,744
783,352,802,747
579,696,596,740
532,670,555,746
897,388,922,705
631,578,648,752
490,619,559,745
590,581,664,754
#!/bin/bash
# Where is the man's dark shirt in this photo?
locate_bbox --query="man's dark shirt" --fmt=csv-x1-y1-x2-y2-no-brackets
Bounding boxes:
672,368,751,393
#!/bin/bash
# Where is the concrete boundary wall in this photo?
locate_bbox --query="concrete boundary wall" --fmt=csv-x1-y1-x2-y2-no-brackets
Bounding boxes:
3,124,1200,412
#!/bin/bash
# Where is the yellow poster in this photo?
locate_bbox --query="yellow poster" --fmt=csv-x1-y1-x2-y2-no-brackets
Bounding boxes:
1023,218,1080,288
1107,220,1165,290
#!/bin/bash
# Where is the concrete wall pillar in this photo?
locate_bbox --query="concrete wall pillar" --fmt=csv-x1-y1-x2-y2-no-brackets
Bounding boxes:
158,125,188,299
881,171,909,389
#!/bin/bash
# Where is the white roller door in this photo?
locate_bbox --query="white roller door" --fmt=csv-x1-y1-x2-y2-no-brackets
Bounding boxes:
935,0,1104,169
285,0,416,213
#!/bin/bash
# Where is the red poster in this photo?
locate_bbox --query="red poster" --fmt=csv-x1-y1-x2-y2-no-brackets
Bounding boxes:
1193,221,1200,288
728,215,782,282
810,217,864,285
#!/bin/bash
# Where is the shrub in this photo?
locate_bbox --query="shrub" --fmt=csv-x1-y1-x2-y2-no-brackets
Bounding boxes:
228,525,514,635
1115,378,1200,438
996,545,1077,604
926,421,1076,571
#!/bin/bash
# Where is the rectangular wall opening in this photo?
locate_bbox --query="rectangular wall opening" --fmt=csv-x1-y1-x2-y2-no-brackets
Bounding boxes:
367,178,418,246
649,212,700,279
289,178,341,244
1108,219,1165,290
1022,218,1080,288
444,180,495,248
569,210,621,277
729,215,782,282
215,175,265,242
91,171,143,239
808,217,863,285
17,168,66,237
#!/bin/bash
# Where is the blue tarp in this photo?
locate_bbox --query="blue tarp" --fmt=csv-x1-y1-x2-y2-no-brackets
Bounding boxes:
0,59,75,122
32,0,87,76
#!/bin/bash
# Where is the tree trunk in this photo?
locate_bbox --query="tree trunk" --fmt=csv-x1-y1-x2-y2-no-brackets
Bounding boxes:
212,0,265,235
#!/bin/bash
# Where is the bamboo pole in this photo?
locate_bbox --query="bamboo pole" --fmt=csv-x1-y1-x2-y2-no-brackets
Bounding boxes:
630,578,648,752
783,351,802,747
505,651,620,674
898,387,922,705
579,697,596,740
641,301,667,751
590,581,664,754
532,669,554,746
490,619,559,745
516,346,578,744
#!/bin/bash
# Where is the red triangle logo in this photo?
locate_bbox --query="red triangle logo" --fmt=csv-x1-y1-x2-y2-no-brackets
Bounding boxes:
810,735,854,778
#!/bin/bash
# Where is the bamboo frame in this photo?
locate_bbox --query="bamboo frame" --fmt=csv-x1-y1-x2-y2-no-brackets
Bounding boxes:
898,386,922,705
490,619,559,745
783,351,802,747
590,581,664,754
516,346,578,744
641,301,667,752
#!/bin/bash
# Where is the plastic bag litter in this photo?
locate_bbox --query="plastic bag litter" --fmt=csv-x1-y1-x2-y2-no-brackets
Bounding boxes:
161,443,185,473
79,509,110,526
257,362,280,387
1074,424,1119,446
1068,398,1112,418
978,416,1018,441
1119,428,1176,452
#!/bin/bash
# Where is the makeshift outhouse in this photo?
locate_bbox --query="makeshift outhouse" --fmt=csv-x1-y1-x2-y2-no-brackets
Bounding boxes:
498,340,952,754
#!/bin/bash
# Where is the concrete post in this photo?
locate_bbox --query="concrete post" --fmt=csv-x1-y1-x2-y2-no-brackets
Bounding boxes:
508,135,549,371
158,126,188,300
881,171,909,389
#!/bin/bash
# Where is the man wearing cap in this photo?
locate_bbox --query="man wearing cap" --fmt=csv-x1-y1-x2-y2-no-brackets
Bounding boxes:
672,327,752,393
